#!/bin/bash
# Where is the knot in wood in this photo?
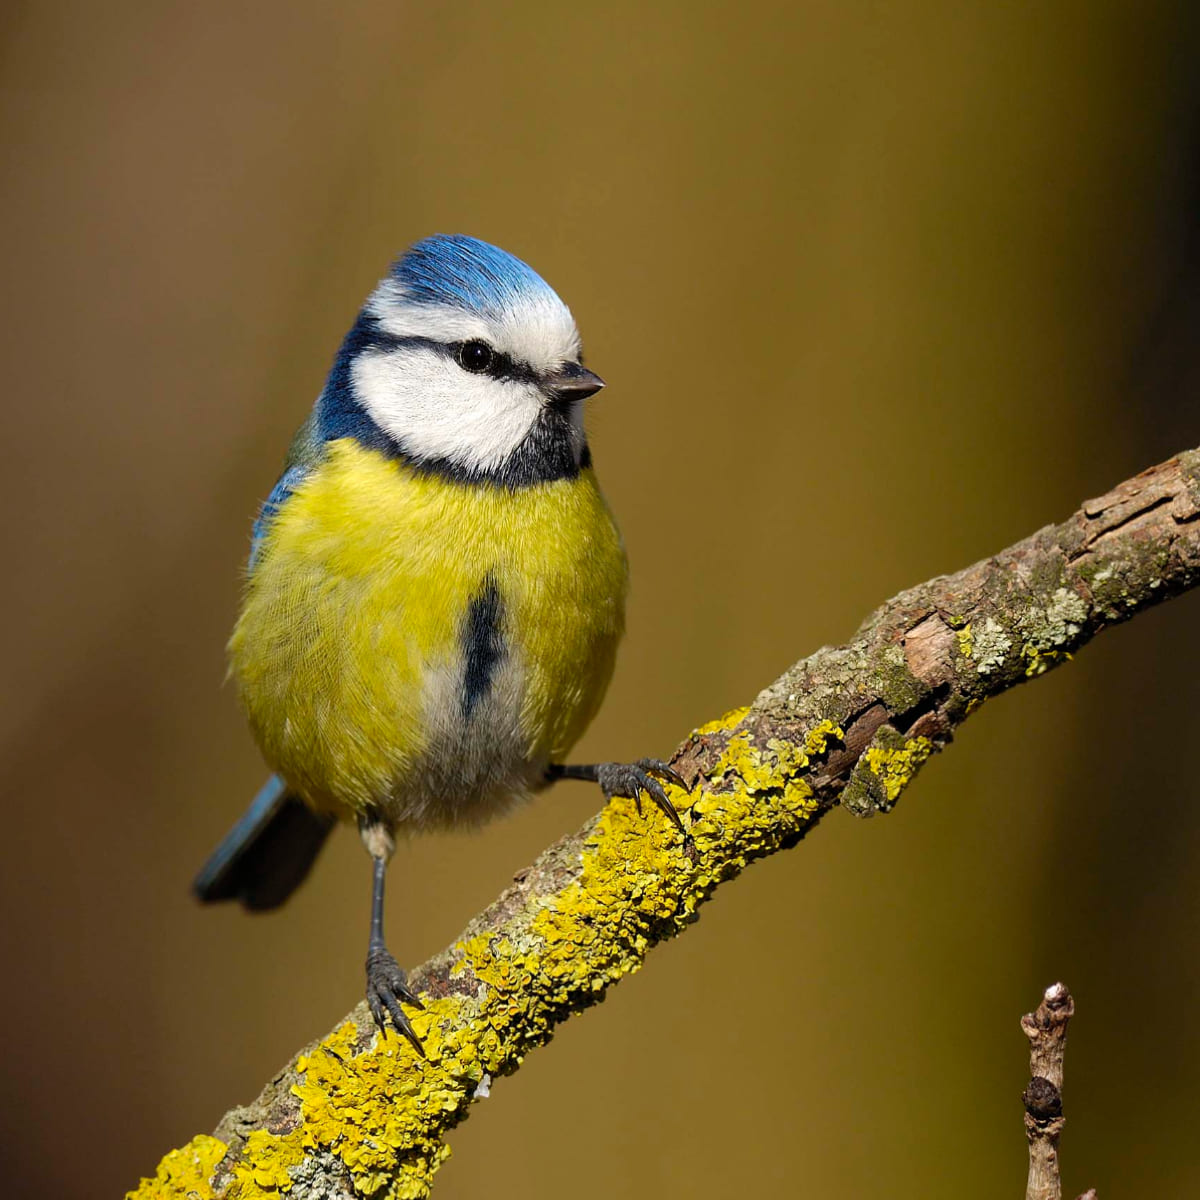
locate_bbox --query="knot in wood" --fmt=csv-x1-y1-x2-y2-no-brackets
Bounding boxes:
1023,1074,1062,1120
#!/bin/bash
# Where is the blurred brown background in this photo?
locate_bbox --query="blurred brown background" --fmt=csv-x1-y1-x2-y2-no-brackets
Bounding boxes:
3,2,1200,1196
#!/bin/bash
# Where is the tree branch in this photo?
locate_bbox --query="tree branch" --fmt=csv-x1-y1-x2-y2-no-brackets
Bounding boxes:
129,447,1200,1200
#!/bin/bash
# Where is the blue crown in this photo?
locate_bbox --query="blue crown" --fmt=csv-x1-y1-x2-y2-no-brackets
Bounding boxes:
390,234,559,318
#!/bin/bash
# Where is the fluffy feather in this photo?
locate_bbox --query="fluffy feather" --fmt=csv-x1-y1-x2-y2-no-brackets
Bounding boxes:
229,438,627,829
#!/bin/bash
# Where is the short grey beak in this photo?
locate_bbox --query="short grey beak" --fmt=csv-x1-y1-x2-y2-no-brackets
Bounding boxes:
545,362,605,404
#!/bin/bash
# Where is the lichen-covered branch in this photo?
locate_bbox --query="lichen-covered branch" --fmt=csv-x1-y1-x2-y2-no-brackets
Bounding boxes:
130,447,1200,1200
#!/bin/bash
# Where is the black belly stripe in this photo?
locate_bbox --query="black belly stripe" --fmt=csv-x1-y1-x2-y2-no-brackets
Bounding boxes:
461,575,505,720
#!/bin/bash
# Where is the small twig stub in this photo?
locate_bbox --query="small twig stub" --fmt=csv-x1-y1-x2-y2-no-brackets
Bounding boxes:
1021,982,1092,1200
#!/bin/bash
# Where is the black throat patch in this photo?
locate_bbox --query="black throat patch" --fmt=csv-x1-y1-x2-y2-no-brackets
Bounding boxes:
461,576,506,720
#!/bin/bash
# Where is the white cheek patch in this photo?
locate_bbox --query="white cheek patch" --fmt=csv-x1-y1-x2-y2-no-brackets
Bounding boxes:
352,346,545,473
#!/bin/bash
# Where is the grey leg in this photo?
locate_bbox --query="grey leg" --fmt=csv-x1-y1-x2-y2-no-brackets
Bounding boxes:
360,817,425,1056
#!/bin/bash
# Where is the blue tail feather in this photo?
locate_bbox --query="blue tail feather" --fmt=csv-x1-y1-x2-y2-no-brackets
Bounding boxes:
193,776,335,911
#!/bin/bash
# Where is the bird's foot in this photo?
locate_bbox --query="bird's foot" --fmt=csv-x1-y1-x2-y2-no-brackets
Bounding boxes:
366,946,425,1057
595,758,690,836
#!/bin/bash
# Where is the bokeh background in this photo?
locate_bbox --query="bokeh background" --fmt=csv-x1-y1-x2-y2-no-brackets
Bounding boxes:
3,2,1200,1196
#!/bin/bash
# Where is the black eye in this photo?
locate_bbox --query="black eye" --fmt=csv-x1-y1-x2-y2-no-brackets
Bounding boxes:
457,340,495,374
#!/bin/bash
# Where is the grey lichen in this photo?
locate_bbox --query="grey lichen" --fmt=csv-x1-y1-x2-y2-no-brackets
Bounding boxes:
973,616,1013,675
1023,587,1088,652
284,1151,357,1200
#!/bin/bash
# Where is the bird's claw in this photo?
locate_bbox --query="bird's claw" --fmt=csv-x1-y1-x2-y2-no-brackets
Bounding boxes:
366,947,425,1057
635,757,690,794
596,759,691,835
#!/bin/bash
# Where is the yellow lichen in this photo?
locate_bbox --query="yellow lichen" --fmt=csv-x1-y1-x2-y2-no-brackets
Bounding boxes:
715,720,840,805
692,705,751,736
126,1134,225,1200
803,719,843,759
861,736,934,803
698,722,839,841
1022,645,1072,677
285,1016,466,1197
955,623,974,658
230,1129,307,1195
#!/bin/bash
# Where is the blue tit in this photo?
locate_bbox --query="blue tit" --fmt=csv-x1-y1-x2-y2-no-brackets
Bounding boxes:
193,234,686,1052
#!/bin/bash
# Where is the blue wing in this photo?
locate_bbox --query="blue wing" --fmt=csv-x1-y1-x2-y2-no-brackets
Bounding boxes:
249,463,310,572
247,409,326,571
201,414,332,910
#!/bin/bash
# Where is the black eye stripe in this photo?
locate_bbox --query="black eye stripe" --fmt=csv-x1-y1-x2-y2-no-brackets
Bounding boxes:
452,341,539,384
360,326,540,385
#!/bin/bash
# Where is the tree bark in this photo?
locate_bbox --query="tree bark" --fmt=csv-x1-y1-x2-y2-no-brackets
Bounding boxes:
129,447,1200,1200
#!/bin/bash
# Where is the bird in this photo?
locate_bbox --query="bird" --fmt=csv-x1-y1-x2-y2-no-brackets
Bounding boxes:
193,234,686,1053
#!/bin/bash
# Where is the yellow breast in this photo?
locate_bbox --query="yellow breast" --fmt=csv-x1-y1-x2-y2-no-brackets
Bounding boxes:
228,438,628,823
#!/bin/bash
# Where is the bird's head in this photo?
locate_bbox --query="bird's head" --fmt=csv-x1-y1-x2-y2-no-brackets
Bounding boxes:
316,235,603,485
